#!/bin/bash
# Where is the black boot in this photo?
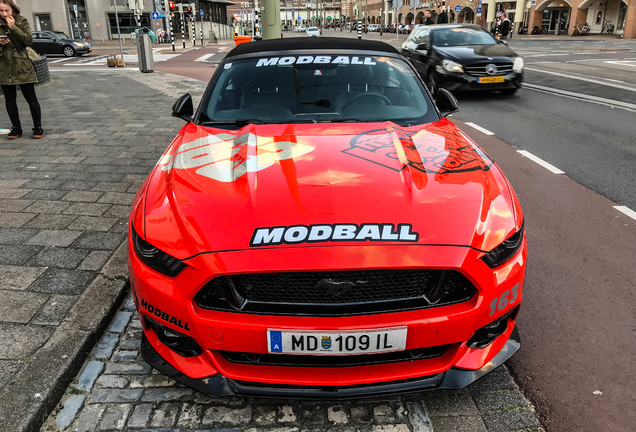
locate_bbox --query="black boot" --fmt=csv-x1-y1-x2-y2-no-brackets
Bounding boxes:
32,127,44,139
8,127,22,139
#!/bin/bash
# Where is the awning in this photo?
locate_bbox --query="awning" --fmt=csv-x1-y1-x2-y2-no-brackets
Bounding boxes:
327,16,332,19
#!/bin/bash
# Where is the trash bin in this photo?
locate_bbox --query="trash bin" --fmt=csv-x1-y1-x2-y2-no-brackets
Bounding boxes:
137,33,154,73
233,36,252,46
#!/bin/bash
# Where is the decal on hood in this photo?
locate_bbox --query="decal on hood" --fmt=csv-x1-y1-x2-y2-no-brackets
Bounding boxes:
250,223,419,247
157,132,315,183
256,56,377,67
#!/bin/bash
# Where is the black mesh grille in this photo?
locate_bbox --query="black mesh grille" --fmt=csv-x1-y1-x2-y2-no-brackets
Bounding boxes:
194,269,476,315
218,344,450,367
464,62,514,77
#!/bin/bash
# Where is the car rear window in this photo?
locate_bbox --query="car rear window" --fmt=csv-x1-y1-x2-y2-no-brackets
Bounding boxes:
199,54,438,127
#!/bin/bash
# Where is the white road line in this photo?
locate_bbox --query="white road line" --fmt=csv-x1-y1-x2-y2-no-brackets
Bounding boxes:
522,83,636,112
50,67,139,72
464,122,494,135
517,150,565,174
195,53,215,62
47,57,75,64
605,60,636,67
613,206,636,221
524,67,636,92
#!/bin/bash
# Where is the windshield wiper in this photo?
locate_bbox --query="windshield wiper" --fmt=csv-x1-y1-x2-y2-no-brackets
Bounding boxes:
203,119,266,127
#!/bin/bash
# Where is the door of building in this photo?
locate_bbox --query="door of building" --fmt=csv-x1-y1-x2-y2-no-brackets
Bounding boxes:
35,14,52,31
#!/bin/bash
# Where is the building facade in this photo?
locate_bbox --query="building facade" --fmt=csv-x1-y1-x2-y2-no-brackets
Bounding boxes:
19,0,233,41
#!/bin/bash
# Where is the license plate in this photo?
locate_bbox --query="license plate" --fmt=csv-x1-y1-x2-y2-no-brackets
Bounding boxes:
478,76,506,84
267,327,407,355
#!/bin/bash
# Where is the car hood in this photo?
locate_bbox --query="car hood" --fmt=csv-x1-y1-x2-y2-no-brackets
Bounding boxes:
434,44,517,62
141,120,520,258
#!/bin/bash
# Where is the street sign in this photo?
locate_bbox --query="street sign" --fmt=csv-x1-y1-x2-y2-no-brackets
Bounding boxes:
454,5,461,12
152,12,159,19
477,7,482,13
200,9,204,17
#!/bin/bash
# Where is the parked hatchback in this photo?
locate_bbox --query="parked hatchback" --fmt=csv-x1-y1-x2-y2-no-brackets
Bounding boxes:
401,24,523,95
31,31,91,57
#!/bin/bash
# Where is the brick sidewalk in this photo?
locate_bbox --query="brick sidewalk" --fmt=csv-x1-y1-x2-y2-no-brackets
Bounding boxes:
1,69,544,432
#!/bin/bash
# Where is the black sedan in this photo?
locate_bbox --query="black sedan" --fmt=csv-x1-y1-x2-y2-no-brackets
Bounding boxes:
31,31,92,57
401,24,523,95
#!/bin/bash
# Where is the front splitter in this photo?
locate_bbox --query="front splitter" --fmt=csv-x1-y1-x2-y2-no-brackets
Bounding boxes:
141,326,520,400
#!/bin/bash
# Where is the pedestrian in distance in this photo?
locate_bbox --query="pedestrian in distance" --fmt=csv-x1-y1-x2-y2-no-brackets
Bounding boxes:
424,10,435,25
498,12,511,41
436,5,449,24
0,0,43,139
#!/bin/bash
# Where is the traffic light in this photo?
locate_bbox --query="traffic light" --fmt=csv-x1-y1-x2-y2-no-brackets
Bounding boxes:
186,5,192,14
168,1,175,12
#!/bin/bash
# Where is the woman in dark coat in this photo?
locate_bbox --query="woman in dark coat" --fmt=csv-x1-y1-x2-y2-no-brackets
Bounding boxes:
0,0,43,139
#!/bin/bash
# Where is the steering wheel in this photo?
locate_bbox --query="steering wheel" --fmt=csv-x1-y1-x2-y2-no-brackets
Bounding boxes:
343,92,392,110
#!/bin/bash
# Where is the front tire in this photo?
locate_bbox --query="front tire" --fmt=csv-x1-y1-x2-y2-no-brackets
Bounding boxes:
63,46,76,57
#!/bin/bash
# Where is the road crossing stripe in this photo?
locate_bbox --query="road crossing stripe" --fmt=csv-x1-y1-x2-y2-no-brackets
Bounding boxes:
195,53,215,62
524,67,636,92
517,150,565,174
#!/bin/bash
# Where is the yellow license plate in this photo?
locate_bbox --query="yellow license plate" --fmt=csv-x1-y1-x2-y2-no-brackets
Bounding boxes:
478,76,506,84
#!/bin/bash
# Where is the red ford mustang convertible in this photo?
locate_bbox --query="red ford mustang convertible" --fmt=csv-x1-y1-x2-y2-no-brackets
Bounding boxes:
128,38,526,398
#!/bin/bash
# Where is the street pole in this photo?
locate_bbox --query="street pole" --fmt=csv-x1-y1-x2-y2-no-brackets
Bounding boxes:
113,0,125,63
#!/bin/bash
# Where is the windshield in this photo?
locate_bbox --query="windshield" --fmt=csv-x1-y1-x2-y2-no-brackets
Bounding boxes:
432,28,496,47
308,27,318,31
199,54,437,127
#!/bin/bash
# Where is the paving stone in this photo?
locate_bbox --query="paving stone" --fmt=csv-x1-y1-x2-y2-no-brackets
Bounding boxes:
0,323,54,360
55,394,86,429
112,349,138,362
31,294,77,325
73,231,126,250
94,333,120,360
60,180,99,191
277,405,297,424
349,405,372,424
21,179,64,191
430,414,488,432
482,408,543,432
62,190,104,203
123,294,136,311
0,264,46,291
202,405,253,426
95,374,129,389
102,204,131,218
104,362,151,375
22,189,68,201
63,202,112,216
76,360,105,392
141,387,194,402
254,404,278,426
0,212,36,227
23,229,83,247
77,250,113,271
98,403,132,430
108,310,133,333
472,389,532,411
373,404,396,423
150,402,180,428
0,189,31,199
178,402,205,427
97,191,135,205
92,182,135,193
22,200,72,214
29,247,91,269
129,374,177,388
0,245,43,266
128,403,153,428
0,360,23,389
0,227,38,244
68,215,119,232
88,388,143,404
0,199,34,212
28,268,98,295
468,367,519,393
70,403,106,432
0,290,49,323
23,213,77,229
420,390,479,416
327,405,349,425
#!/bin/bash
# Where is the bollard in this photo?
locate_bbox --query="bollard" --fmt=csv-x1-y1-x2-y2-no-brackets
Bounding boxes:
357,20,362,39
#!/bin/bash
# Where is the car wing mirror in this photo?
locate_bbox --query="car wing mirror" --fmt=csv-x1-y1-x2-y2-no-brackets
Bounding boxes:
416,43,428,52
172,93,194,122
436,88,459,117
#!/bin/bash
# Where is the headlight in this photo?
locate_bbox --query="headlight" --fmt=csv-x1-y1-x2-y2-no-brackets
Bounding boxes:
513,57,524,73
73,42,83,48
482,223,524,268
131,225,185,276
442,60,464,73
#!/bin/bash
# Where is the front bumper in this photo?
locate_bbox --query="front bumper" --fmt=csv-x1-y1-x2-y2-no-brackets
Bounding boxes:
436,70,523,92
142,326,520,399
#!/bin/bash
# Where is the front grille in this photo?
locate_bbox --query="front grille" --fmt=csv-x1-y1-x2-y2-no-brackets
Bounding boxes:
464,62,513,77
194,269,476,315
219,344,450,367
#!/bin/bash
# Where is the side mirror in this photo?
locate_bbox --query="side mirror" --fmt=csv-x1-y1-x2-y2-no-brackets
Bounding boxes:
436,88,459,117
416,43,428,51
172,93,193,122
